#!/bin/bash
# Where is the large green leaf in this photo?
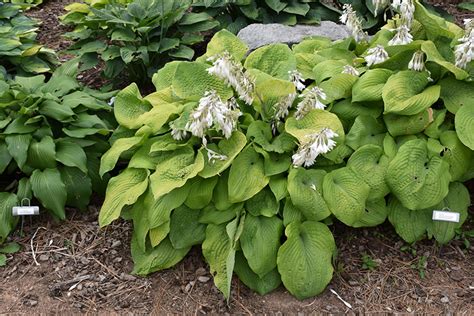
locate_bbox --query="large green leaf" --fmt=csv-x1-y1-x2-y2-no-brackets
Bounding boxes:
421,41,468,80
114,83,152,129
277,221,335,300
228,146,269,203
388,197,431,243
199,131,247,178
352,69,392,102
60,166,92,210
234,252,281,295
323,167,370,226
240,215,283,277
5,134,32,169
30,168,67,219
382,70,440,115
184,176,218,209
244,43,296,79
285,110,345,144
99,168,150,227
246,121,296,154
319,74,358,103
169,205,206,249
353,198,388,228
55,140,88,173
100,135,144,176
287,168,330,221
346,115,386,150
131,235,190,275
199,29,248,61
0,193,19,243
149,148,204,199
438,131,473,181
26,136,56,169
245,187,279,217
384,110,431,137
386,139,451,210
455,103,474,150
438,77,474,114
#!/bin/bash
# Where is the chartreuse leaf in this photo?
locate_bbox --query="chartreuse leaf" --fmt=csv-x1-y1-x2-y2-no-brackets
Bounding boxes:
439,77,474,114
438,131,473,181
0,193,19,243
100,135,144,176
56,140,88,173
169,205,206,249
287,168,330,221
185,177,218,209
330,99,383,131
151,61,180,91
455,103,474,150
427,182,470,244
382,70,440,115
421,41,468,80
199,29,248,61
131,235,190,276
244,44,296,80
347,145,390,201
245,187,279,217
60,166,92,211
172,62,233,101
384,109,432,137
285,110,345,145
313,59,346,84
346,115,386,150
247,121,296,153
228,146,269,203
150,148,204,199
323,167,370,226
319,74,358,103
234,252,281,295
353,198,388,228
136,103,181,133
99,168,150,227
352,69,392,102
386,139,450,210
388,197,431,243
114,83,152,129
277,221,336,300
0,242,20,254
31,169,67,219
202,223,236,300
199,131,247,178
240,215,283,277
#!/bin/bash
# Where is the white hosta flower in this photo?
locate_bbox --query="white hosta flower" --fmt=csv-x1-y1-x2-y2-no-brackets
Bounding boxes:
274,93,297,121
207,51,254,105
292,128,338,167
392,0,415,27
388,25,413,45
185,90,241,139
454,19,474,69
171,127,188,141
288,70,306,91
206,147,228,164
340,4,368,43
295,87,327,120
408,51,425,71
365,45,389,66
342,65,360,76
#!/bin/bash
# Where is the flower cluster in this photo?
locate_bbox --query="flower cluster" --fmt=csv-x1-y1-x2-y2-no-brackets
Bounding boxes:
454,19,474,70
292,128,338,167
295,86,327,120
365,45,389,66
274,93,297,121
408,50,425,71
339,4,368,43
288,70,306,91
178,90,241,141
207,52,254,105
342,65,360,76
389,0,415,45
372,0,390,16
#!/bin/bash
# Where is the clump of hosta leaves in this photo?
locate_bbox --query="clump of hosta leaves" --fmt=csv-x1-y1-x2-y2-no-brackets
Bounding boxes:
0,2,58,75
99,1,473,300
61,0,220,83
0,60,116,243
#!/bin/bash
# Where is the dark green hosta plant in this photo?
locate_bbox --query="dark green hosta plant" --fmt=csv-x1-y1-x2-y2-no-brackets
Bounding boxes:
0,3,58,75
0,60,116,243
99,1,473,300
62,0,219,83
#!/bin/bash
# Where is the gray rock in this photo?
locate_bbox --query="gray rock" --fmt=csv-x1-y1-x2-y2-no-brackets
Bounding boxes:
237,22,351,50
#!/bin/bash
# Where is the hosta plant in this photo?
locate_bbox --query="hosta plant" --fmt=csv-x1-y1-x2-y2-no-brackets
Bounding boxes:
61,0,219,83
0,2,57,75
0,60,116,243
99,1,473,300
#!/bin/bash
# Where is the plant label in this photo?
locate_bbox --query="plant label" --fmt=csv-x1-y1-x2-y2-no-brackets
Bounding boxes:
432,210,460,223
12,206,40,216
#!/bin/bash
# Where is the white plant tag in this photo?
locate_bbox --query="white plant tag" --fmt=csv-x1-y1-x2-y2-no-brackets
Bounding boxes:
12,206,40,216
432,210,460,223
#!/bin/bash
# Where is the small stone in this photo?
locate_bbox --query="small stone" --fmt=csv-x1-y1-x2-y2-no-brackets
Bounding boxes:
441,296,450,304
76,284,83,291
113,257,122,263
197,276,210,283
29,300,38,307
111,240,122,248
348,280,358,286
39,254,49,262
195,268,207,276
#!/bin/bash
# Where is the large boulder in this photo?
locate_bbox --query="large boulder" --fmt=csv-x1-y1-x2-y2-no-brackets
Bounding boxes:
237,21,351,50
